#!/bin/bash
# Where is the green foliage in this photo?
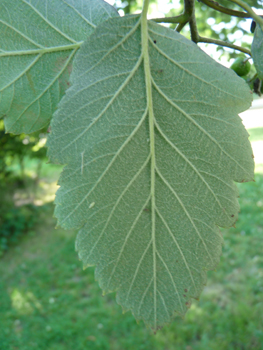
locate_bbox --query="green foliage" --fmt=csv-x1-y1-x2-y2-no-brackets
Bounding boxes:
0,121,46,181
0,204,38,256
0,0,261,331
230,56,251,76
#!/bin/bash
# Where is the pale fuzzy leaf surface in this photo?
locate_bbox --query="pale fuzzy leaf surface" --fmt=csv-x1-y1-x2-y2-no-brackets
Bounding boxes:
252,25,263,79
0,0,118,134
47,15,254,330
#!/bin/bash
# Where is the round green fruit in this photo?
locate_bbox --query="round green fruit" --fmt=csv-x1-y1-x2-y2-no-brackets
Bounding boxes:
230,56,251,77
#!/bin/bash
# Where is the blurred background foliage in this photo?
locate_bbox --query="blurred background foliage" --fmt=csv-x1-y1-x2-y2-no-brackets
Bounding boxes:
0,121,47,182
0,121,60,256
0,121,47,256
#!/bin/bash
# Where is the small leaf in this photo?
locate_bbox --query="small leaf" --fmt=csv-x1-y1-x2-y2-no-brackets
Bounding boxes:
0,0,118,134
48,15,254,330
252,25,263,79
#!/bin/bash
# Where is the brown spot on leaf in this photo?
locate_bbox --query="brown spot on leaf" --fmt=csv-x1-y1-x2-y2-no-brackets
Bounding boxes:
184,289,188,293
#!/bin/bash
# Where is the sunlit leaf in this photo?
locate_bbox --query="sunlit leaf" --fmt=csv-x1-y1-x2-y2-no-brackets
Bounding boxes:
47,15,254,330
0,0,118,134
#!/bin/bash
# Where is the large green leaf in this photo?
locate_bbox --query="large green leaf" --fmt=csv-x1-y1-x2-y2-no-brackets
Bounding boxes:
252,24,263,79
47,15,254,330
0,0,118,134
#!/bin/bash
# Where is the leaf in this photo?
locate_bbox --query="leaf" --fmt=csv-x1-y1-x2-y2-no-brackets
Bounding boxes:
47,15,254,330
0,0,118,134
252,24,263,79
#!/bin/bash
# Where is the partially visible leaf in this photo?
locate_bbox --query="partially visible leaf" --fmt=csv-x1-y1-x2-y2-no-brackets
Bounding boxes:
0,0,118,134
252,24,263,79
47,15,254,330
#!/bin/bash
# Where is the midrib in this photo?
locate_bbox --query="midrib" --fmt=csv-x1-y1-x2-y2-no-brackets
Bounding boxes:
141,0,157,329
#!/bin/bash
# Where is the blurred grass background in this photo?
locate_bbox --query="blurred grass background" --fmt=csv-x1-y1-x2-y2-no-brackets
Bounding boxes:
0,110,263,350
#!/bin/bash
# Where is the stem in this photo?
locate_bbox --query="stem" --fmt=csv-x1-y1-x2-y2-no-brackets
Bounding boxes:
247,73,258,83
142,0,150,19
199,36,251,55
199,0,249,18
227,0,263,29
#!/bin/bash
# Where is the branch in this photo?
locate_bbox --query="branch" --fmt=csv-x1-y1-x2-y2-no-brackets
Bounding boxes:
199,36,251,55
199,0,249,18
152,14,189,24
227,0,263,29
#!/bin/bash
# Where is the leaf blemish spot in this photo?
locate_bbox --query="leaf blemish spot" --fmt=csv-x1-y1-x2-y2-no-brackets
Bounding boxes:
89,202,95,209
154,40,157,44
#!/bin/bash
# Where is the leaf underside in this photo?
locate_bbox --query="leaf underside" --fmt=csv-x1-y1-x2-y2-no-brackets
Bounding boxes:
0,0,118,134
48,15,254,330
252,25,263,79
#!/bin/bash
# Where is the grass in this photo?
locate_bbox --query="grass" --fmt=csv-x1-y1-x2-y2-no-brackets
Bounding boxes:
0,126,263,350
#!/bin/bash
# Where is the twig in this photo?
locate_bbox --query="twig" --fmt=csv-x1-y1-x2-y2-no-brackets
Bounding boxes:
152,14,188,24
227,0,263,29
247,73,258,83
152,1,192,32
176,22,188,33
185,0,199,43
199,36,251,55
199,0,249,18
